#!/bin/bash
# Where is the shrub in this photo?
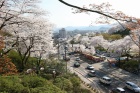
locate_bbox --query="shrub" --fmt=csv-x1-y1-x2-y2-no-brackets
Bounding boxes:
0,76,26,93
122,60,139,71
21,76,46,88
0,76,66,93
40,73,53,80
53,77,73,92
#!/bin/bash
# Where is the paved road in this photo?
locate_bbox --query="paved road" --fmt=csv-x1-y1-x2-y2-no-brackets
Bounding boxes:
67,54,138,93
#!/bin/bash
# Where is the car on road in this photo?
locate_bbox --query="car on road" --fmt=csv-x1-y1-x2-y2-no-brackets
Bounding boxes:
125,81,140,93
68,52,74,55
74,62,80,67
111,87,126,93
63,56,70,61
86,65,94,70
99,76,112,85
88,70,96,77
75,57,80,61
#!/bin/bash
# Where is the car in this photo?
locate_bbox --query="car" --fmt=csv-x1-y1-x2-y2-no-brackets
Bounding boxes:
68,52,74,55
74,62,80,67
75,57,80,61
63,56,70,61
111,87,126,93
88,70,96,77
99,76,112,85
125,81,140,93
86,65,94,70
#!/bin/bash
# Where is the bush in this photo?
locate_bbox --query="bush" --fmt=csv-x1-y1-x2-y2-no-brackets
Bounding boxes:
21,76,46,88
122,60,139,71
53,77,73,92
40,73,53,80
0,76,66,93
0,76,27,93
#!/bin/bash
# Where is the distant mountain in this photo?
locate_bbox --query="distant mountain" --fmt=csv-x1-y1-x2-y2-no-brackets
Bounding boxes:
54,24,112,32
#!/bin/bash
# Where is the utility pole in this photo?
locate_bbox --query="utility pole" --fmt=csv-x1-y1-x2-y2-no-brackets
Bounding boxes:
64,42,67,73
58,41,60,60
139,36,140,71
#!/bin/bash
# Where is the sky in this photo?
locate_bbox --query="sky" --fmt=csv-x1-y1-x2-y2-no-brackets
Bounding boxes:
39,0,140,28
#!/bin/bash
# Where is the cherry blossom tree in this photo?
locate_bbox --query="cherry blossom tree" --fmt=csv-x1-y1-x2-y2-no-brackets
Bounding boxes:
0,0,50,58
80,36,89,47
90,35,105,47
73,34,81,43
0,0,45,30
58,0,140,49
9,16,55,70
106,36,134,58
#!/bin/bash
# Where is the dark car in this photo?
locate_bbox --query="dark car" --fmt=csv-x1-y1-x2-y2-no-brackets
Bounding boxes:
111,87,126,93
74,62,80,67
88,70,96,77
68,52,74,55
63,56,70,61
86,65,94,70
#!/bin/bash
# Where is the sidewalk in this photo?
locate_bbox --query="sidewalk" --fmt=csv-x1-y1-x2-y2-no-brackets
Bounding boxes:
94,61,140,86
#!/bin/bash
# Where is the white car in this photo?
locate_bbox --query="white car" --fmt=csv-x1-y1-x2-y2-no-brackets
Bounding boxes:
86,65,94,70
99,76,112,85
111,87,126,93
75,57,80,61
88,70,96,77
125,81,140,93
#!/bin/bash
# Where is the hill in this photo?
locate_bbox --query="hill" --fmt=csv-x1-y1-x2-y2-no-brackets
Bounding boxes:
53,24,112,32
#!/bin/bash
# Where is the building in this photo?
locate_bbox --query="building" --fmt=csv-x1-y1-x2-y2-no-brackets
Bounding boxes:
59,28,67,39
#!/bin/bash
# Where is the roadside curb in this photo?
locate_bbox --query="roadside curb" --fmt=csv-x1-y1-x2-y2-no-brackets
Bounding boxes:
76,70,103,93
68,66,104,93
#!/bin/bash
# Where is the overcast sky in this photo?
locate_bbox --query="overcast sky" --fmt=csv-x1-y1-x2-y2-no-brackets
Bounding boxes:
40,0,140,28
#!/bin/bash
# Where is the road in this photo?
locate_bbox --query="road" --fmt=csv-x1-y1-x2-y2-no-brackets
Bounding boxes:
67,54,137,93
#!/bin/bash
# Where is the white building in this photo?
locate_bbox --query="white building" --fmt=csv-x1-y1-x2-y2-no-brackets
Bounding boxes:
59,28,67,39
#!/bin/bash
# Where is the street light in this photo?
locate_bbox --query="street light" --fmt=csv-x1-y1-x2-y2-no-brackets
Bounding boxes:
139,36,140,71
64,42,68,73
52,70,56,80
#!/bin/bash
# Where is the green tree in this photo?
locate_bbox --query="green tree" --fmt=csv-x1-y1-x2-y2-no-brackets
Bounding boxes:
70,39,75,48
53,77,73,92
113,28,130,37
70,76,81,92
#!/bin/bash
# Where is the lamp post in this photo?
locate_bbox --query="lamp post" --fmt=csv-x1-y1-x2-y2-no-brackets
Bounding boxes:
58,40,60,60
52,70,56,80
116,50,121,67
57,39,63,60
138,36,140,71
64,42,68,73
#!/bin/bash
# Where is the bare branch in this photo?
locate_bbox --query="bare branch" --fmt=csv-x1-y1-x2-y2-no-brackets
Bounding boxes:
58,0,131,22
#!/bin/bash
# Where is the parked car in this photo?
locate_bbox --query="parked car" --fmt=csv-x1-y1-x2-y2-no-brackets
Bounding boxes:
74,62,80,67
63,56,70,61
86,65,94,70
75,57,80,61
99,76,112,85
111,87,126,93
125,81,140,93
88,70,96,77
